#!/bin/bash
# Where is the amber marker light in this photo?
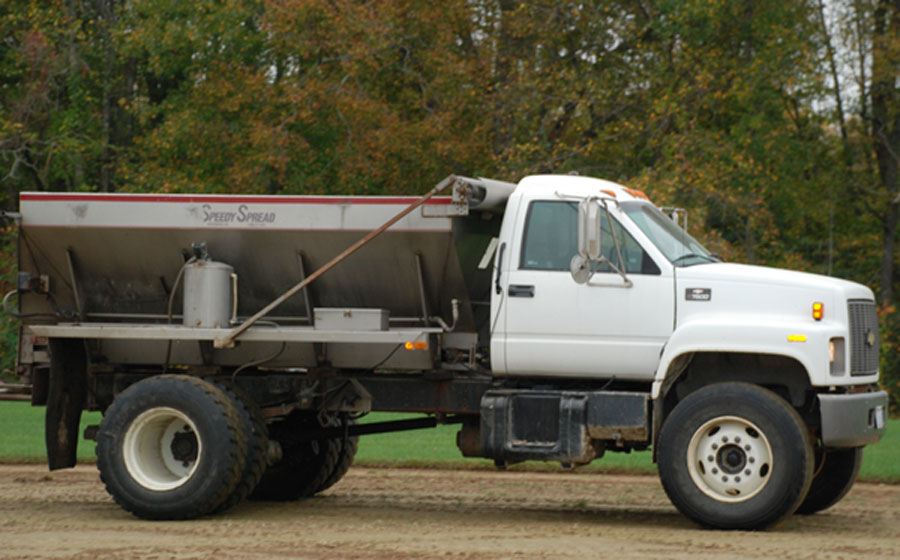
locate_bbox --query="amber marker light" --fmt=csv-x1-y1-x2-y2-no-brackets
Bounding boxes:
812,302,824,321
624,187,651,201
405,341,428,350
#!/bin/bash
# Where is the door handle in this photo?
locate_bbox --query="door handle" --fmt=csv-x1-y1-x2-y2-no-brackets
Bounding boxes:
508,284,535,298
495,243,506,295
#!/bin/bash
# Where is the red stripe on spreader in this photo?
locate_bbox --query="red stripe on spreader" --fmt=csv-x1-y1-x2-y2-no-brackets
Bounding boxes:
22,224,452,232
19,193,453,205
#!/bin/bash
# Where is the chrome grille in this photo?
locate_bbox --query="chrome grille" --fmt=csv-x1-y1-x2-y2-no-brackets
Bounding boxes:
848,300,879,376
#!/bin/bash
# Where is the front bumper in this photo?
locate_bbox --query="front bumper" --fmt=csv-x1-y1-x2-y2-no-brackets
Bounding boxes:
818,390,888,447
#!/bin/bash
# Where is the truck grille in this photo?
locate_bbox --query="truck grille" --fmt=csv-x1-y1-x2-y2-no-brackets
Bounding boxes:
848,300,879,376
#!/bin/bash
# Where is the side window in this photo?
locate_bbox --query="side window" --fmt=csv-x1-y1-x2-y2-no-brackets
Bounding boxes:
520,201,578,270
599,215,660,275
520,200,659,275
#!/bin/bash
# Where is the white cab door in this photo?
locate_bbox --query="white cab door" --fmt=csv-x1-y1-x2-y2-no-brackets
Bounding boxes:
501,199,674,380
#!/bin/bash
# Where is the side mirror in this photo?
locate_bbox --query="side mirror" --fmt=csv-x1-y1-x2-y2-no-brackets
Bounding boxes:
569,196,603,284
571,197,605,285
578,197,604,261
661,207,688,231
570,196,631,287
570,254,591,284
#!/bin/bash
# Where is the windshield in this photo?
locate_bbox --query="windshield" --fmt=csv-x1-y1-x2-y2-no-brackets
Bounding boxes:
620,201,718,267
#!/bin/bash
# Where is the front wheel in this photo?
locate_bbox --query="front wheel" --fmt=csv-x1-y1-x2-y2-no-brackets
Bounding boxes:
795,446,862,514
657,383,814,530
96,375,247,520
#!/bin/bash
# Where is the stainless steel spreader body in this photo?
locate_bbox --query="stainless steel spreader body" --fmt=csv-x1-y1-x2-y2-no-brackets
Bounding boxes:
15,187,504,371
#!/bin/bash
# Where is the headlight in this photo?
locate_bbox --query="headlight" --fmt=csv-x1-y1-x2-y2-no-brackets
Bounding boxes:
829,337,845,376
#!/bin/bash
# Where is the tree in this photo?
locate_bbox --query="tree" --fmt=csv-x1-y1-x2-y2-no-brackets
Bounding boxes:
0,0,897,406
818,0,900,408
0,1,136,202
115,0,493,195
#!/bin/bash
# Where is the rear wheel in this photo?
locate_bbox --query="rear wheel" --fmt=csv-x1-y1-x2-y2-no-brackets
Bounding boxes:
657,383,814,530
249,411,340,501
316,414,359,494
209,380,269,512
96,375,247,520
795,446,862,514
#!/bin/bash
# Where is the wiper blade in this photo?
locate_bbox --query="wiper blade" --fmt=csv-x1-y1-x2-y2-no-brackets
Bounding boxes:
672,253,719,266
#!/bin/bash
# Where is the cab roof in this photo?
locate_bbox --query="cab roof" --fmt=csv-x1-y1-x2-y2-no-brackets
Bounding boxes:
517,175,651,203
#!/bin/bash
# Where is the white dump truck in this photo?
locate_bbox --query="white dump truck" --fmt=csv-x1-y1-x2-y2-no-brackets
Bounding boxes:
3,174,888,529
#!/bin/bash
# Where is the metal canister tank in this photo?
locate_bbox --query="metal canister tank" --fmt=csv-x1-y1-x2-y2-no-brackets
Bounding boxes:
182,259,235,328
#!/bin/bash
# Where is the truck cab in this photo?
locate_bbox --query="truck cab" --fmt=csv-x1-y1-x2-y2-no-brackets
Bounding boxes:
491,174,883,412
485,175,887,527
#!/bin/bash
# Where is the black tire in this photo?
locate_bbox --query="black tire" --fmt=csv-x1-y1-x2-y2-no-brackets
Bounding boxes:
95,375,247,520
795,446,862,515
249,411,341,501
657,382,814,530
315,414,359,494
208,380,269,513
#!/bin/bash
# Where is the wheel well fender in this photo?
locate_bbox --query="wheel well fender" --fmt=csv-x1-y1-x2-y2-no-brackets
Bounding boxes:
652,319,822,401
650,352,814,461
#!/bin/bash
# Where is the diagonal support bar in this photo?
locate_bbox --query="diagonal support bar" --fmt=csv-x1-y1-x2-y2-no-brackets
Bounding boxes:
214,174,460,348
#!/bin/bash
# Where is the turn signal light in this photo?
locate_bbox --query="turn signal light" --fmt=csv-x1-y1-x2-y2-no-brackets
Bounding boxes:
812,302,824,321
405,341,428,350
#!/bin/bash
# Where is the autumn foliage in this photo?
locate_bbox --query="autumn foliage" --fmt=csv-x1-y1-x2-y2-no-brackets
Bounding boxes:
1,1,900,409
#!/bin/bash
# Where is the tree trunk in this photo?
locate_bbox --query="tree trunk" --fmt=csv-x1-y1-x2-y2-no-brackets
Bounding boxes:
817,0,848,142
881,205,899,304
99,0,116,193
491,0,517,158
871,0,900,305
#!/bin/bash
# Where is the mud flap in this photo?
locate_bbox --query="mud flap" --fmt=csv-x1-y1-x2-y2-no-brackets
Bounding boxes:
45,339,87,470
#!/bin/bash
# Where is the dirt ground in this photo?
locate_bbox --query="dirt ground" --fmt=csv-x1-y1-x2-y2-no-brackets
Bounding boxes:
0,465,898,560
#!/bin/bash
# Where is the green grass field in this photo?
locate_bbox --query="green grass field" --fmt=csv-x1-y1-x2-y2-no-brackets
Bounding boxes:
1,402,897,482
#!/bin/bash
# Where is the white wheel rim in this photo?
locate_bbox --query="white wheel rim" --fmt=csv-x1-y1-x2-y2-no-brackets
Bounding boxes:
122,407,202,491
686,415,773,503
